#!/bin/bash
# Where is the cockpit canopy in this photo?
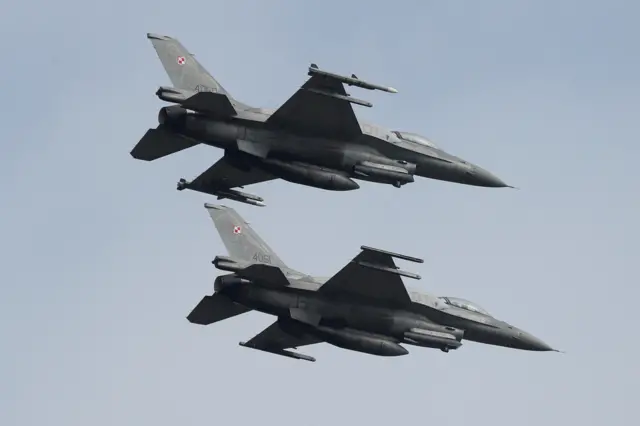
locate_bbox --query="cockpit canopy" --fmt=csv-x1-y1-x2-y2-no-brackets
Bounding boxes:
440,297,491,316
392,131,439,149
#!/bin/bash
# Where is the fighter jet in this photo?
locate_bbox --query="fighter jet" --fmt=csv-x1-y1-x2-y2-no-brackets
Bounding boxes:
131,33,511,207
188,204,556,362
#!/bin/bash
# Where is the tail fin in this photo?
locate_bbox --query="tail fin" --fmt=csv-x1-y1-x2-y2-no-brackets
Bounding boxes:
205,203,288,269
146,33,246,107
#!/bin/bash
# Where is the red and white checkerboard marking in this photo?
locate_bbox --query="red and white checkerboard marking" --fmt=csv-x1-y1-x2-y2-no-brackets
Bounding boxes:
233,226,242,234
177,56,186,65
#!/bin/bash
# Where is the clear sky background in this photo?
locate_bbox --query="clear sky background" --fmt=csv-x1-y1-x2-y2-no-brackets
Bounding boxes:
2,1,638,425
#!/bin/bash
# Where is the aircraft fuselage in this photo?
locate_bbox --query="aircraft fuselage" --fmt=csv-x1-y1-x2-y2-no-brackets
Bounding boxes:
161,107,508,190
217,277,552,356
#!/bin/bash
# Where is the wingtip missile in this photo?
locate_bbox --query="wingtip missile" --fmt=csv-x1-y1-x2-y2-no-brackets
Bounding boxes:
357,260,422,280
213,187,266,207
177,179,266,207
360,245,424,263
308,64,397,94
239,341,316,362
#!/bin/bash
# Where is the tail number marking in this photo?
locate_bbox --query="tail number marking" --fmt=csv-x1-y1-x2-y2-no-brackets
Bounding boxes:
252,253,272,264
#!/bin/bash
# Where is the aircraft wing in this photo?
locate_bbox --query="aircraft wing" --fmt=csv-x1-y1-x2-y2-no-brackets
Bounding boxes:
318,246,423,307
187,156,276,191
243,321,321,350
265,74,362,141
239,320,322,362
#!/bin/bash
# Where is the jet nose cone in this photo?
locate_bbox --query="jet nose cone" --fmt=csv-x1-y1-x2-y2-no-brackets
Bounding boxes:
465,165,509,188
515,331,555,351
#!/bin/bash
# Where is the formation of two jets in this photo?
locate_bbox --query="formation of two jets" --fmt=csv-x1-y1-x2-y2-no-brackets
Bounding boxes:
131,34,556,361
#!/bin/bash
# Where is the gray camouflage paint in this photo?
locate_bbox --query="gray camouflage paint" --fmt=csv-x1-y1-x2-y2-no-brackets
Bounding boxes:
131,34,510,207
188,204,556,362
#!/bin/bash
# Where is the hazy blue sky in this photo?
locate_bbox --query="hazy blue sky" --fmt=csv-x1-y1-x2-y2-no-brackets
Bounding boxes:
2,1,638,425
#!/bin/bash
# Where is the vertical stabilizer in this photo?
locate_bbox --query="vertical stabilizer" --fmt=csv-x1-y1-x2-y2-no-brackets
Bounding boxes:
205,203,288,269
146,33,249,109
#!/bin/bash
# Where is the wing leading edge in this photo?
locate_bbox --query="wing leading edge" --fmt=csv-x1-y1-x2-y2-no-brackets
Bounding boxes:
177,156,275,206
184,156,275,190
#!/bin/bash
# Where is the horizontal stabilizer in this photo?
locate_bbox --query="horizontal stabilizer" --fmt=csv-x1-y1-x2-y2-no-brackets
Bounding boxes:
237,264,290,288
130,126,200,161
187,293,250,325
180,92,237,117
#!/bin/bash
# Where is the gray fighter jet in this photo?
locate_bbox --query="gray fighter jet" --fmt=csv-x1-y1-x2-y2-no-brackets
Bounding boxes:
189,204,556,362
131,34,511,207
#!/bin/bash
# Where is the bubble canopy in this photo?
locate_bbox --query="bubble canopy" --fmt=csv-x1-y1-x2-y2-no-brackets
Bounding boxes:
392,131,439,149
439,297,491,316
